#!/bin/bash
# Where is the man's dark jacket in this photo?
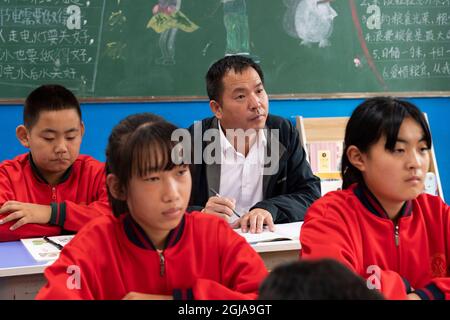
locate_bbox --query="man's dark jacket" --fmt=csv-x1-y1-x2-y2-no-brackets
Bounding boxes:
187,114,321,222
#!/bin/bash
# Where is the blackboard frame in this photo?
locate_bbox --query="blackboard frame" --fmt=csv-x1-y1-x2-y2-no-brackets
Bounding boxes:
1,90,450,105
1,0,450,102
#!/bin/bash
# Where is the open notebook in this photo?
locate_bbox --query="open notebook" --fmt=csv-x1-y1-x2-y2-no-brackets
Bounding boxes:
234,222,302,245
21,235,75,262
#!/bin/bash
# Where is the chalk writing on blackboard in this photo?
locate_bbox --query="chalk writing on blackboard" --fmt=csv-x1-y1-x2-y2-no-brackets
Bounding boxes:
352,0,450,87
0,0,106,94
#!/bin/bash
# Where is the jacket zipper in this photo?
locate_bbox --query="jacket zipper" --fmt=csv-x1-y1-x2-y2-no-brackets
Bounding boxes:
394,223,399,247
51,187,57,201
157,249,165,276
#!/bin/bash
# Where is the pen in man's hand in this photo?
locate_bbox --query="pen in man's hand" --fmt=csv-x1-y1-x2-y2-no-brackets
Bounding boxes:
43,236,63,250
209,188,241,218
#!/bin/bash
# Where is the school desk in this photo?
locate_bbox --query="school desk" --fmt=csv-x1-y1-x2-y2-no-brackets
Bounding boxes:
0,241,49,299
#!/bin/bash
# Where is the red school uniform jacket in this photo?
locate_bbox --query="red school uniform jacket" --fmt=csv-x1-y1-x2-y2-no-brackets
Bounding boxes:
300,183,450,300
0,153,111,241
36,212,268,300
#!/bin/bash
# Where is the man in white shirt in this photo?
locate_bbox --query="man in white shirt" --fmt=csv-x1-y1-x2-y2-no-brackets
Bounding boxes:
218,120,265,225
188,55,321,233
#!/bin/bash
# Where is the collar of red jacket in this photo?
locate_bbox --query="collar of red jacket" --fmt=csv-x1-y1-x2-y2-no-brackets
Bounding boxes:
353,182,413,220
122,213,186,250
28,153,73,185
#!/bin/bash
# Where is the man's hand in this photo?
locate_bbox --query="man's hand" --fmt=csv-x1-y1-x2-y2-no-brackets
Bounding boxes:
232,208,274,233
0,201,51,230
202,196,236,222
122,292,173,300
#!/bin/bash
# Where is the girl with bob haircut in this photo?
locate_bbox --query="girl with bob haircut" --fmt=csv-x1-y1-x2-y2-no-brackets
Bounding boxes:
37,113,267,300
300,97,450,300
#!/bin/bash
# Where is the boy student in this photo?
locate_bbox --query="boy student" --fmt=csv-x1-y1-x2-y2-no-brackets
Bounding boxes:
36,113,268,300
0,84,110,242
301,97,450,300
188,55,321,233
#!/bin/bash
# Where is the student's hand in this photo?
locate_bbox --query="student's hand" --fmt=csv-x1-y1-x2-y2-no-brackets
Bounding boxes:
0,201,51,230
122,292,173,300
407,293,421,300
232,208,274,233
201,196,236,222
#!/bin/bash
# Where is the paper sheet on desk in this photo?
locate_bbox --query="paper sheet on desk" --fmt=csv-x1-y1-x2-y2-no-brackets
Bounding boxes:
21,235,75,262
234,222,303,245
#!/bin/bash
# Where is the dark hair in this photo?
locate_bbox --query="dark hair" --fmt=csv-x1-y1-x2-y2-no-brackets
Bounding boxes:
105,113,184,216
342,97,432,189
206,55,264,102
258,259,384,300
24,84,81,129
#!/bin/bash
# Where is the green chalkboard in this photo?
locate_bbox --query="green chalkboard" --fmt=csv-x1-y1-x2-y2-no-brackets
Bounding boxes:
0,0,449,101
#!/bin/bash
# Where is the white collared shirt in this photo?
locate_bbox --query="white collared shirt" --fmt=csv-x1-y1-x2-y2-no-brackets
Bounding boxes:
218,121,266,223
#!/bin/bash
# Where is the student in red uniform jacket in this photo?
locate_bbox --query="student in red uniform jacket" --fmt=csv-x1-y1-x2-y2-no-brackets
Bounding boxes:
300,97,450,300
259,259,383,300
0,84,110,242
36,113,268,300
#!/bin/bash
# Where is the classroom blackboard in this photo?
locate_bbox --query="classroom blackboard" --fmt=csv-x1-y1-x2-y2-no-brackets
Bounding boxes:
0,0,449,101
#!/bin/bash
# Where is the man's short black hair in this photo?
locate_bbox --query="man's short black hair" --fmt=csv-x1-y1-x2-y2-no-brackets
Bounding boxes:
24,84,81,129
259,259,384,300
206,55,264,102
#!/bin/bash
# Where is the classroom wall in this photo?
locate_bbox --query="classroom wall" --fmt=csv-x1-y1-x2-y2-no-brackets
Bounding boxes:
0,97,448,200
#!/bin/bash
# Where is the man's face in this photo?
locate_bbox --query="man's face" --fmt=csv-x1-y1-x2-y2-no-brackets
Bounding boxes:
211,67,269,131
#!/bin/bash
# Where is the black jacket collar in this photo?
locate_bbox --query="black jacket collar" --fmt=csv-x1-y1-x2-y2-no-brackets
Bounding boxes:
123,213,185,250
353,183,413,220
28,153,72,185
